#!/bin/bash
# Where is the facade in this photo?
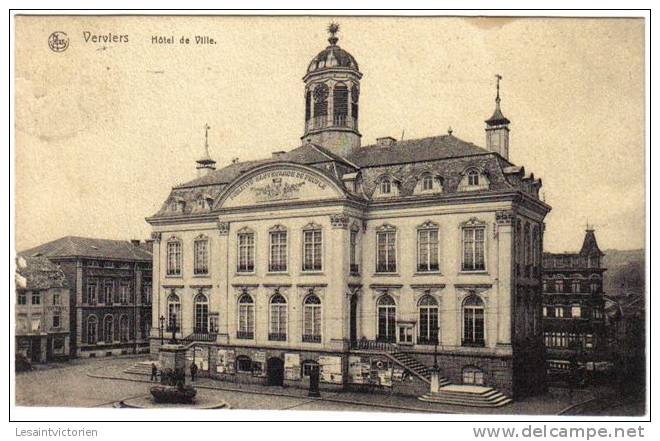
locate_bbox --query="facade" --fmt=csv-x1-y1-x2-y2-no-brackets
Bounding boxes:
15,256,71,363
147,26,550,399
542,228,607,370
21,236,153,358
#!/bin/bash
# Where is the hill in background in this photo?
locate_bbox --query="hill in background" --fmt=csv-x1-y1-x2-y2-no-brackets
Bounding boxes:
602,249,645,297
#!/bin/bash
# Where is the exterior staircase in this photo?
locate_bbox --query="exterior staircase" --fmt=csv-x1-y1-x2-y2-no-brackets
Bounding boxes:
418,384,513,408
124,360,159,376
387,351,450,386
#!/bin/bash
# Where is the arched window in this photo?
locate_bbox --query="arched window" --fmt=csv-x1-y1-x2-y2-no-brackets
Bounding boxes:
194,293,209,333
305,89,312,123
380,177,391,195
302,294,322,343
462,295,485,346
422,173,434,191
377,294,396,343
236,355,253,373
269,294,287,341
467,168,480,186
103,315,114,343
86,315,97,344
313,83,329,128
333,83,349,126
237,293,255,339
351,85,359,124
462,366,484,385
418,295,439,344
167,293,181,332
166,237,182,276
119,315,130,342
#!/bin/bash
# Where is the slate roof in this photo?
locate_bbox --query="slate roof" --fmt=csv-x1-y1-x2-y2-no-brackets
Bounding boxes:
20,236,152,262
16,256,68,290
346,135,494,168
580,229,604,256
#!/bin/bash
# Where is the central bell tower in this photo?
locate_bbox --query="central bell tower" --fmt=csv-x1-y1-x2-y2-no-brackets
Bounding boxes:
302,23,362,158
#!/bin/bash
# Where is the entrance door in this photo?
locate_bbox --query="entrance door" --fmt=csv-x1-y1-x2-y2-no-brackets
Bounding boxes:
266,357,284,386
350,295,358,345
31,337,41,363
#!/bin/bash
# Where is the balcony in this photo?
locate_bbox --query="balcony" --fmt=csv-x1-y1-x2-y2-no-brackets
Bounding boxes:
183,331,217,342
305,115,358,132
417,337,439,346
236,331,254,340
302,334,321,343
462,339,485,347
268,332,287,342
352,338,397,352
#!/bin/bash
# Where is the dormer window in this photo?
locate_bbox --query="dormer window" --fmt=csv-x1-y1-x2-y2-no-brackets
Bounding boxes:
467,169,480,186
380,178,391,194
422,174,434,191
197,198,206,210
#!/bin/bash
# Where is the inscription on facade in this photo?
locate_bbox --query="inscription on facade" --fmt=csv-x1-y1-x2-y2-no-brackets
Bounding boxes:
229,170,329,202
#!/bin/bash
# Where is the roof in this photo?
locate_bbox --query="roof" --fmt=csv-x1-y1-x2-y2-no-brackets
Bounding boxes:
20,236,153,262
15,256,68,290
346,135,493,167
307,41,359,75
175,143,357,189
580,229,604,256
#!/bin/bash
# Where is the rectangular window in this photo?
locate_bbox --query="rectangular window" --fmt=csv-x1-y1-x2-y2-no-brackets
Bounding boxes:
104,282,113,304
143,285,152,305
120,284,130,305
166,241,182,276
571,305,582,318
31,293,41,305
417,229,439,272
349,230,359,273
376,230,397,273
53,292,60,305
87,283,98,305
302,229,322,271
53,313,61,329
17,292,26,305
194,239,209,275
237,233,255,272
462,226,485,271
269,231,288,272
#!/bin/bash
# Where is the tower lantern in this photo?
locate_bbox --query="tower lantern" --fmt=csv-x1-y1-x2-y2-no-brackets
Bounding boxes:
196,123,216,178
302,23,362,157
485,74,511,160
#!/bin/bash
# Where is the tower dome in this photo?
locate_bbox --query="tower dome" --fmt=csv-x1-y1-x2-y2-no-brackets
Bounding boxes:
302,23,362,158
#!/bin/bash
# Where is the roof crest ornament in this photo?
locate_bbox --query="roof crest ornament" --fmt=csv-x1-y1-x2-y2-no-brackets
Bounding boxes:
327,22,340,46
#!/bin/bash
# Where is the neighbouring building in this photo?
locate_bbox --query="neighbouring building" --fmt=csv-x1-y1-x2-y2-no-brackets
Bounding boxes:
15,256,71,363
147,25,550,400
542,228,607,372
20,236,153,358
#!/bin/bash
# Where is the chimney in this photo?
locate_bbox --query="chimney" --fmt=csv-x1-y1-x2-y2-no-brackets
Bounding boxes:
376,136,397,147
272,151,287,159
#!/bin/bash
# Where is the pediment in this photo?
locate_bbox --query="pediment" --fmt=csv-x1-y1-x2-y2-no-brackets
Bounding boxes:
216,163,346,209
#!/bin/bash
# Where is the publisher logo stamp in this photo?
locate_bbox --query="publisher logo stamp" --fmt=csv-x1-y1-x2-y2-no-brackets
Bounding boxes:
48,31,69,52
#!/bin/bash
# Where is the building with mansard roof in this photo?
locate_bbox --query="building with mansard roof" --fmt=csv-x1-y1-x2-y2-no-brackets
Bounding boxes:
146,25,550,402
542,228,608,374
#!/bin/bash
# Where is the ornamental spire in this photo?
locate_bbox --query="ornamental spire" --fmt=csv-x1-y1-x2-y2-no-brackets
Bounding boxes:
327,22,340,46
196,123,216,177
486,74,510,126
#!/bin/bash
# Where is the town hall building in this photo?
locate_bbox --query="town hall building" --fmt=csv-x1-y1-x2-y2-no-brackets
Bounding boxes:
147,25,550,400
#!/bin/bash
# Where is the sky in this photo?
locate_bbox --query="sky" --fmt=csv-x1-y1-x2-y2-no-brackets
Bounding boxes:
14,16,646,252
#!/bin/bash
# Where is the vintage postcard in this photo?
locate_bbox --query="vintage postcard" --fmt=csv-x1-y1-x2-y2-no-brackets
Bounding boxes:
10,11,648,427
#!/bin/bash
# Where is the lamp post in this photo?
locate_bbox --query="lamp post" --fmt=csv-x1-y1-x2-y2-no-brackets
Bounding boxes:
159,315,165,345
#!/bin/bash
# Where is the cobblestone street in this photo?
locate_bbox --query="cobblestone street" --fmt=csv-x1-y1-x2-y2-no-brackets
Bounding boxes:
14,355,633,415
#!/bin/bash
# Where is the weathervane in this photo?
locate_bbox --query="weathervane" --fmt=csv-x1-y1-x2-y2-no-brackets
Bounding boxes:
495,74,503,102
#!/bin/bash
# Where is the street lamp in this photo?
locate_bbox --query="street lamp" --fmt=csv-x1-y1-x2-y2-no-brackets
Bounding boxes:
158,315,165,345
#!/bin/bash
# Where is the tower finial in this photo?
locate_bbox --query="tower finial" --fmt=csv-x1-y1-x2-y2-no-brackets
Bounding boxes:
327,22,340,45
495,74,502,103
204,123,211,157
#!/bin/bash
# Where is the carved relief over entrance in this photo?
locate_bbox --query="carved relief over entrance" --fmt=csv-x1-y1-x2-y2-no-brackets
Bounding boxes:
252,178,306,202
